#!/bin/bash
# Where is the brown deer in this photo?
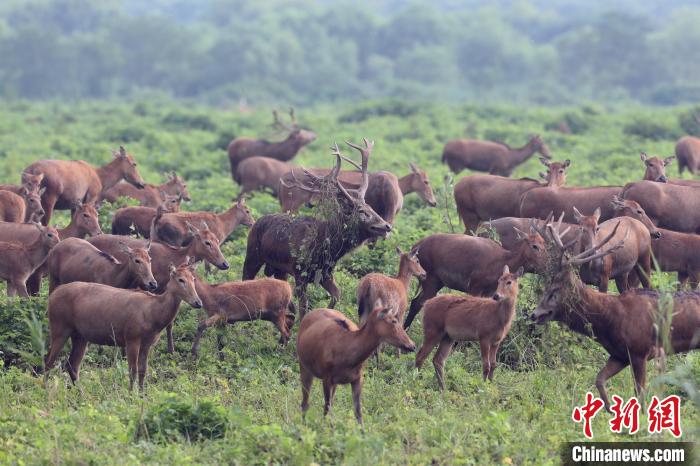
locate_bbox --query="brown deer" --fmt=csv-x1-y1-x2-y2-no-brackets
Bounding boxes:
44,261,202,391
153,197,254,246
296,304,416,425
234,156,295,197
519,183,622,224
190,277,295,360
479,215,579,251
0,187,45,222
415,265,523,389
0,171,44,195
638,152,700,187
24,146,145,225
46,238,157,293
454,158,569,234
100,171,190,206
403,224,547,329
442,135,551,176
675,135,700,175
243,139,392,315
0,223,60,297
531,221,700,410
621,180,700,233
111,192,182,237
651,228,700,289
228,108,316,177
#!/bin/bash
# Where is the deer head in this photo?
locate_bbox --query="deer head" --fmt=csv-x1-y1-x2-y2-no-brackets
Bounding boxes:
112,145,146,189
611,196,661,239
640,152,674,183
539,158,570,187
273,107,316,146
492,265,524,302
408,162,437,206
530,134,551,159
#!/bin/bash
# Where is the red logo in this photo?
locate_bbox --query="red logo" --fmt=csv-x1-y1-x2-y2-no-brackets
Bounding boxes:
572,392,604,439
648,395,682,438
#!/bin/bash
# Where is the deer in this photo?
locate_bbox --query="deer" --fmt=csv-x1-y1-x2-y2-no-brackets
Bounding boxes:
228,108,317,177
296,304,416,425
0,186,45,222
111,192,182,237
243,138,392,316
0,171,44,195
675,134,700,175
44,260,203,391
0,223,60,297
152,197,254,246
190,277,295,360
479,215,579,251
519,181,622,224
403,223,547,329
651,228,700,289
530,220,700,411
100,171,190,206
442,135,551,176
24,145,145,225
415,265,524,389
46,238,157,293
638,152,700,187
234,156,296,197
621,180,700,233
455,158,569,234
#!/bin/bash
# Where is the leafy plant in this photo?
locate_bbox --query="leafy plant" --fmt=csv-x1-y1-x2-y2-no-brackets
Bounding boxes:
136,395,228,443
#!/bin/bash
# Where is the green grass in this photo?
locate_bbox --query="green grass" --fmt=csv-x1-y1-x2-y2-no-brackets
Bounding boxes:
0,100,698,464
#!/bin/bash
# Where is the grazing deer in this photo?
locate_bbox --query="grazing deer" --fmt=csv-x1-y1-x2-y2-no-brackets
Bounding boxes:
100,171,190,206
47,238,157,293
44,261,202,391
442,135,551,176
243,139,392,315
296,304,416,425
0,223,59,297
24,146,145,225
0,187,45,222
621,180,700,233
675,135,700,175
234,156,295,197
0,172,44,195
455,158,569,234
531,221,700,410
111,192,182,237
190,277,295,359
228,108,316,177
415,265,523,389
403,224,547,329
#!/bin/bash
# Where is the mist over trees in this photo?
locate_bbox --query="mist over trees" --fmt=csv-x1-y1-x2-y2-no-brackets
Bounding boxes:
0,0,699,105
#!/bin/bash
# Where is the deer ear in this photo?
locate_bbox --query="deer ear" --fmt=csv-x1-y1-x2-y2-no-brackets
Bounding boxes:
408,162,418,173
640,152,648,162
395,246,402,255
539,171,547,179
186,222,198,235
664,156,675,166
539,157,550,167
573,206,583,222
564,159,571,168
118,241,133,255
516,266,525,277
19,186,28,196
502,265,510,275
169,263,177,276
593,207,601,221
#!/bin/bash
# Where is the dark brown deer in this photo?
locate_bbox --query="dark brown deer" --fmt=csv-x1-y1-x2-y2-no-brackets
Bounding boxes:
0,171,44,195
531,221,700,410
0,223,60,297
403,224,547,329
651,228,700,289
519,183,622,224
44,261,202,391
442,135,551,176
46,238,157,293
111,192,182,237
24,146,145,225
0,187,45,222
228,108,316,177
190,277,295,359
455,158,569,234
621,180,700,233
415,265,523,389
675,135,700,175
234,156,296,197
296,304,415,425
100,171,190,206
243,138,392,315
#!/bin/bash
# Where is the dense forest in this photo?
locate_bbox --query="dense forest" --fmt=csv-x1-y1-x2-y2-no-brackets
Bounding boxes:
1,0,700,105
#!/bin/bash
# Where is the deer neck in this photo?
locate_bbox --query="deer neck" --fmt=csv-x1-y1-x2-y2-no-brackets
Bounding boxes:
96,159,126,191
26,238,52,269
398,174,415,195
395,260,413,290
58,217,84,239
502,246,528,274
338,323,382,368
496,297,517,327
558,278,615,337
194,280,217,312
217,205,241,238
146,285,183,330
510,142,537,165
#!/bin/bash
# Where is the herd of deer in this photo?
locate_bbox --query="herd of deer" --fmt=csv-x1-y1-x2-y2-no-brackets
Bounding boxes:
1,108,699,425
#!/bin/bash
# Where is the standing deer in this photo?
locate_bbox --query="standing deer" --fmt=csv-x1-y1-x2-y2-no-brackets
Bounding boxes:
403,224,547,329
0,223,60,297
651,228,700,289
111,192,182,237
519,183,622,224
621,180,700,233
415,265,523,389
0,172,44,195
454,158,569,234
0,187,45,222
44,261,202,391
243,139,392,315
479,215,579,251
100,171,190,206
531,221,700,410
24,146,145,225
228,108,316,177
675,135,700,175
296,304,416,425
442,135,551,176
234,156,296,197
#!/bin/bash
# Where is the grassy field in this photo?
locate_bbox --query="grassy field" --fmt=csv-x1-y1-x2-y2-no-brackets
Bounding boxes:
0,100,698,464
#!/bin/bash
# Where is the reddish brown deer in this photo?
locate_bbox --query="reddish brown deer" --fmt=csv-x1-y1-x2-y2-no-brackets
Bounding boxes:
442,135,551,176
190,277,295,359
296,304,416,424
46,238,157,293
44,261,202,391
403,225,547,329
531,221,700,410
651,228,700,289
519,183,622,224
100,171,190,206
621,180,700,233
675,135,700,175
243,139,392,315
234,156,296,197
228,108,316,177
415,265,523,389
638,152,700,187
0,223,60,297
479,215,579,251
455,158,569,233
111,192,182,237
0,172,44,195
24,146,145,225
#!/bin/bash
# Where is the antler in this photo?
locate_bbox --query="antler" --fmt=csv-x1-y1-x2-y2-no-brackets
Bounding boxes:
539,157,551,168
272,108,298,132
566,222,627,266
344,138,373,199
288,107,297,127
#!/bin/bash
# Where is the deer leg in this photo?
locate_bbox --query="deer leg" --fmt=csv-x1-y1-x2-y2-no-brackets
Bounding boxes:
6,280,16,297
404,276,442,330
11,278,29,298
479,340,492,381
614,274,629,293
415,327,443,369
351,378,364,425
26,266,44,296
274,308,290,345
432,337,455,391
40,193,58,226
322,378,335,416
678,271,690,290
596,357,629,411
44,330,70,373
65,336,88,384
191,314,222,359
300,365,313,420
137,345,151,392
488,342,500,381
689,272,700,290
294,279,309,317
125,341,140,391
165,323,175,354
637,253,652,289
630,355,648,402
320,275,341,308
216,325,227,361
598,275,609,293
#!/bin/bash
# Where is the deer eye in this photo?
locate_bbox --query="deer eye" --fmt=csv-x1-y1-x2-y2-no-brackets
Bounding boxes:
47,233,53,237
506,281,512,286
532,244,540,251
637,210,643,214
134,259,141,264
205,241,211,247
178,278,185,284
559,169,564,174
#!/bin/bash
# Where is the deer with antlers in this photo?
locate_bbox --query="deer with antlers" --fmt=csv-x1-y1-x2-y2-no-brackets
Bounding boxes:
531,220,700,410
242,138,392,315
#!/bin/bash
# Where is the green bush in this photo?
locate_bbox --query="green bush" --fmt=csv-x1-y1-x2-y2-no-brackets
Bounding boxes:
136,395,228,443
545,112,590,134
338,100,422,123
0,297,48,370
622,118,680,141
678,106,700,137
162,112,217,132
104,126,147,143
